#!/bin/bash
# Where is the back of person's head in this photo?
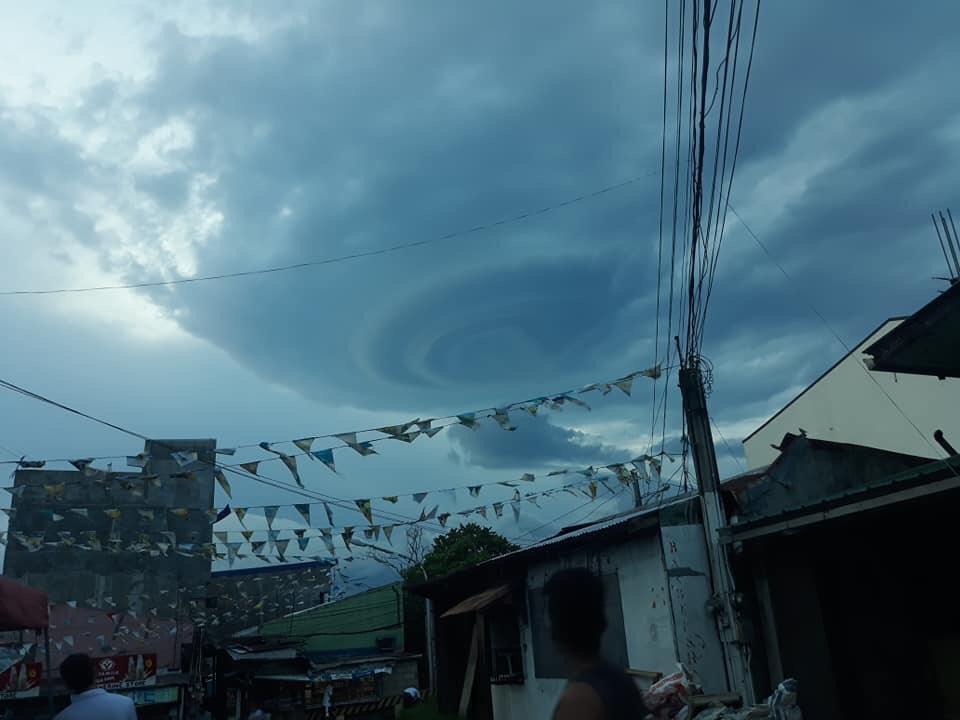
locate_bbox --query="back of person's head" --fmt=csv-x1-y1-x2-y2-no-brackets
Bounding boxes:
544,567,607,656
59,654,95,694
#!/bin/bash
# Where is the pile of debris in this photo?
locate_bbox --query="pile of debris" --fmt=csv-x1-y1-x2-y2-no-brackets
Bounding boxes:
642,667,801,720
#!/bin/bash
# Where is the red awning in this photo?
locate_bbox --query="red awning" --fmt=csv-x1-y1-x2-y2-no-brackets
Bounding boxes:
0,577,49,630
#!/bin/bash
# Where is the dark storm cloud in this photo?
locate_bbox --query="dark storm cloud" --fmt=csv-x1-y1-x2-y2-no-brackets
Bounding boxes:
68,0,960,440
449,413,630,471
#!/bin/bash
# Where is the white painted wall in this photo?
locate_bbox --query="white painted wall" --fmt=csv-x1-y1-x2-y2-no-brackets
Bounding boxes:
489,535,677,720
743,320,960,469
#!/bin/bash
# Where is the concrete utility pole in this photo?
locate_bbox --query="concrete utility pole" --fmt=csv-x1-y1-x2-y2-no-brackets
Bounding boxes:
679,360,755,703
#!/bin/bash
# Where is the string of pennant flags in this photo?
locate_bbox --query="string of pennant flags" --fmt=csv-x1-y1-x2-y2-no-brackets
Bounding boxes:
2,449,669,517
1,465,676,566
1,364,665,546
3,451,670,532
1,366,662,480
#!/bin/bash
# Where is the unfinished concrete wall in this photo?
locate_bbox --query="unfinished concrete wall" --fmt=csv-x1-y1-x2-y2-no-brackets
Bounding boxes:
3,439,215,618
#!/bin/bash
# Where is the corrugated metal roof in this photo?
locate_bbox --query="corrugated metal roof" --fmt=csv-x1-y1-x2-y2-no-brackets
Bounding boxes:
226,646,300,661
489,492,694,563
440,585,510,617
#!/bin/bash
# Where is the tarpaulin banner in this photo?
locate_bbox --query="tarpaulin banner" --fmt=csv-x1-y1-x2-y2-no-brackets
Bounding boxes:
94,653,157,690
0,661,42,699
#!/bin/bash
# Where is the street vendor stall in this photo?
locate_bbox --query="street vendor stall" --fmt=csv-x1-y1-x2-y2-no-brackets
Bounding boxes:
0,576,51,714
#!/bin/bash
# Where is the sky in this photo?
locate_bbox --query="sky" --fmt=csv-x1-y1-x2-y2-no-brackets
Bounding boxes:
2,1,959,586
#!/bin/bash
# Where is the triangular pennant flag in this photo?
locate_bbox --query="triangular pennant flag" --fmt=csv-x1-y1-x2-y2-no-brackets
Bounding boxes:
468,486,482,498
613,376,635,396
216,447,237,456
137,509,155,521
457,413,479,429
312,449,336,473
43,482,66,498
438,513,450,528
215,470,232,499
493,409,516,431
376,425,405,438
520,473,535,482
3,486,27,497
251,541,266,555
171,451,198,467
259,443,303,487
511,501,520,522
241,530,254,542
104,509,122,520
267,529,280,549
51,513,65,522
294,504,311,525
234,508,247,527
297,537,310,552
363,527,376,539
293,437,316,454
640,364,662,379
323,503,335,527
393,431,421,443
320,528,335,554
412,492,428,504
421,504,439,521
382,525,394,544
170,508,189,519
523,402,540,416
214,531,228,544
275,539,290,558
381,495,398,504
341,527,354,552
477,506,488,519
355,499,373,524
239,462,260,476
422,427,444,439
70,459,94,472
562,395,591,411
493,502,504,518
264,506,279,529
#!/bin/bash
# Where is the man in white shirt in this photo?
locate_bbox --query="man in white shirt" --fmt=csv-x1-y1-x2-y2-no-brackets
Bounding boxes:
55,654,137,720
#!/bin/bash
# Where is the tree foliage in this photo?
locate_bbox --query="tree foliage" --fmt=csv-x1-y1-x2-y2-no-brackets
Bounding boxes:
402,523,519,584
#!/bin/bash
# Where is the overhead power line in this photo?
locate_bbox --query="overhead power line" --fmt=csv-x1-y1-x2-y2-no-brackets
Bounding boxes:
0,176,650,297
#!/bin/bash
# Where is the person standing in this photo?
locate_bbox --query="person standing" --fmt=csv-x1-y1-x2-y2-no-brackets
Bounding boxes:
54,654,137,720
545,568,647,720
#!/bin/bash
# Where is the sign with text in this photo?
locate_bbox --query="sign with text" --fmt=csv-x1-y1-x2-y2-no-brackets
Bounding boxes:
0,662,42,700
94,654,157,690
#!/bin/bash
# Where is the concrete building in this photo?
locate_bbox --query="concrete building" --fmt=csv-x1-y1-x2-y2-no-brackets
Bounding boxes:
723,433,960,719
205,560,333,639
743,319,960,468
414,495,725,720
3,439,216,617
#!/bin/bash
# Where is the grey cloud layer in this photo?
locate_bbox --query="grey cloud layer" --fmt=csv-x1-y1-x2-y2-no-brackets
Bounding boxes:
5,0,960,474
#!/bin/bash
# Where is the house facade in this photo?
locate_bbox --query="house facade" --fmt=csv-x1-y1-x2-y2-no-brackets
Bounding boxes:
416,496,727,720
742,319,960,468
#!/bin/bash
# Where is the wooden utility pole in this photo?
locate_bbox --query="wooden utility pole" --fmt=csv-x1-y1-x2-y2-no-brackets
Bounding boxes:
679,360,754,703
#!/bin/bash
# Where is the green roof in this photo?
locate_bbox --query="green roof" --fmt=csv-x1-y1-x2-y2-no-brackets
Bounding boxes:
260,583,404,659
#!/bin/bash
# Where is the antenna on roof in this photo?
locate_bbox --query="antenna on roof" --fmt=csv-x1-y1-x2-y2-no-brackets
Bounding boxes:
932,209,960,283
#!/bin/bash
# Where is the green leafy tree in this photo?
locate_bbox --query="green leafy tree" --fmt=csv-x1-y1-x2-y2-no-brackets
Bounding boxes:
401,523,518,583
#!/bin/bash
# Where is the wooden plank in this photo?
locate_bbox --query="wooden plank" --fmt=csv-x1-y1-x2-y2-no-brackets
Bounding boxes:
458,618,481,717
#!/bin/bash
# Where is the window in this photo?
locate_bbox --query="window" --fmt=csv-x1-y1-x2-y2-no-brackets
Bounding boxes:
488,609,524,684
528,571,628,679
